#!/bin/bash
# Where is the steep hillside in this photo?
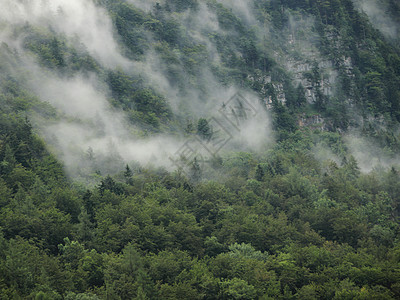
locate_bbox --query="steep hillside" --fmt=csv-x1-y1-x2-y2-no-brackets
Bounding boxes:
1,0,400,299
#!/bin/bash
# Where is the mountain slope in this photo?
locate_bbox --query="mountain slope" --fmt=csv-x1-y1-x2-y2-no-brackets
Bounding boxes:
0,0,400,299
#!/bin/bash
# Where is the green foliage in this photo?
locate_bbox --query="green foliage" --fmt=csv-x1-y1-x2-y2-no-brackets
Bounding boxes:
166,0,199,12
197,118,212,140
106,70,171,131
1,0,400,298
0,119,400,297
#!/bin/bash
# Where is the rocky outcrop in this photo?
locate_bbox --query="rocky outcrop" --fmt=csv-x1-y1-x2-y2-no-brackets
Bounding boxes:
298,113,327,130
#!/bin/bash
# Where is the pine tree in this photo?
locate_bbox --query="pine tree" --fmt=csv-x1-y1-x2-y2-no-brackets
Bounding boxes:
197,118,212,141
124,164,133,185
190,157,202,182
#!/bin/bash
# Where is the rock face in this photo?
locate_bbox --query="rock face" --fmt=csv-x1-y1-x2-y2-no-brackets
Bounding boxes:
282,42,353,105
298,113,326,130
256,12,354,111
286,59,336,103
261,14,357,131
246,9,363,132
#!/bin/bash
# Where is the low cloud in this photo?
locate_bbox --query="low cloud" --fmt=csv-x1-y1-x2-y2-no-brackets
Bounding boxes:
344,133,400,172
0,0,274,179
353,0,399,40
0,0,130,68
126,0,163,12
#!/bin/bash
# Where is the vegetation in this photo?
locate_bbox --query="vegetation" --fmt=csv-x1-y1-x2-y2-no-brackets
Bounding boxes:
1,0,400,299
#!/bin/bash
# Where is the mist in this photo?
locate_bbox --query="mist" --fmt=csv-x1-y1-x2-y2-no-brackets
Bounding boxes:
344,133,400,173
22,62,180,174
353,0,399,41
29,67,272,178
126,0,163,12
216,0,258,26
0,0,275,180
1,0,395,182
0,0,130,68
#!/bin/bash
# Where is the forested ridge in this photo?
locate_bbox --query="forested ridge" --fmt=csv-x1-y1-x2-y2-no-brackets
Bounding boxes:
1,0,400,299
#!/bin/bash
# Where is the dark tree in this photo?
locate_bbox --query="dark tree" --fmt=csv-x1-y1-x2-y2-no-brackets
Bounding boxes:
197,118,212,141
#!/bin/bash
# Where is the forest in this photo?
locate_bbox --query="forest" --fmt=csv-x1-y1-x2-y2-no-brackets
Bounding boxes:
1,0,400,299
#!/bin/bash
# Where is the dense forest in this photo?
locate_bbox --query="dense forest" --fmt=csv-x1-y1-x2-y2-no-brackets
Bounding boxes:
1,0,400,299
